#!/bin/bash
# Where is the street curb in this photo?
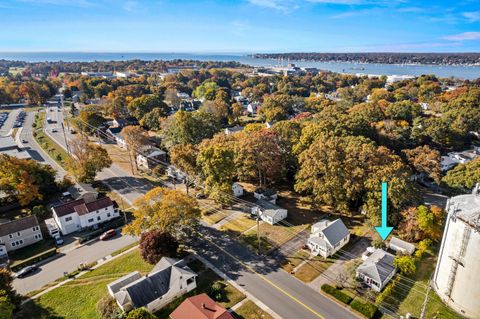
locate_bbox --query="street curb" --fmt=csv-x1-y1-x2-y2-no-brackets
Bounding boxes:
192,252,283,319
318,290,364,319
25,244,139,301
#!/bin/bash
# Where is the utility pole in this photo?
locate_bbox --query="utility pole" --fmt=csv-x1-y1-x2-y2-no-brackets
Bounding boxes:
121,197,128,224
256,209,261,254
420,279,432,319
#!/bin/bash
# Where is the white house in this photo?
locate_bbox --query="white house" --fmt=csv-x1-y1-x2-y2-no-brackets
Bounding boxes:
106,127,127,149
307,219,350,258
52,197,119,235
224,126,244,135
247,102,259,115
0,216,43,257
232,182,244,197
107,257,197,313
251,199,287,225
388,236,415,255
167,166,187,181
356,248,397,292
136,146,166,170
253,188,278,204
441,149,479,172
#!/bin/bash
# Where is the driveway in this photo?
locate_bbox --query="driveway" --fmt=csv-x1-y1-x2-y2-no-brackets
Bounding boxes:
309,237,370,290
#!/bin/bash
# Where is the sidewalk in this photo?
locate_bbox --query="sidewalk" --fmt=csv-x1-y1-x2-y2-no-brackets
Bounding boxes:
192,252,283,319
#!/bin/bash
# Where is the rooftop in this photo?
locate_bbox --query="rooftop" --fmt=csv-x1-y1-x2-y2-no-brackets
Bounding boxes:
170,293,234,319
357,249,396,285
0,216,39,237
447,187,480,230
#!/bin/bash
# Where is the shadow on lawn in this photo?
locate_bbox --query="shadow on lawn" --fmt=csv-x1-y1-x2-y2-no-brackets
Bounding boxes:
15,300,64,319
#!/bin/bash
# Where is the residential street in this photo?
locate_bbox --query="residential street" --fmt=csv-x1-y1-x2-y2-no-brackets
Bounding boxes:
13,233,136,295
20,105,363,319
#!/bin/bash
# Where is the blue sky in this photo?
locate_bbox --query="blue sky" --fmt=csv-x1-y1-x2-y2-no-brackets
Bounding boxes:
0,0,479,52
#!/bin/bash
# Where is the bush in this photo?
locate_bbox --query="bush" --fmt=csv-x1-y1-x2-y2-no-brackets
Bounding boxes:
350,299,378,319
126,308,157,319
321,284,353,305
10,248,57,272
96,295,124,319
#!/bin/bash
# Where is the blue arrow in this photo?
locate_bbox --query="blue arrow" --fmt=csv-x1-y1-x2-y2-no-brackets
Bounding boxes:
375,182,393,241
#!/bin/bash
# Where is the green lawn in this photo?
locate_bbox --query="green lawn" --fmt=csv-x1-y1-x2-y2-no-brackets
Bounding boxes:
33,112,69,166
379,251,464,319
17,249,245,319
220,215,257,233
233,300,274,319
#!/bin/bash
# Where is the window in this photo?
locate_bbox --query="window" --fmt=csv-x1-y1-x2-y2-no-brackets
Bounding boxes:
97,216,101,221
17,232,20,236
65,216,73,222
19,240,23,244
107,213,111,218
88,218,94,223
11,242,15,247
8,234,13,239
187,277,195,285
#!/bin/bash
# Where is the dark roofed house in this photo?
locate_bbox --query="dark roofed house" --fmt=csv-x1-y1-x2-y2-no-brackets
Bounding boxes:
0,216,43,258
52,196,119,235
253,187,278,204
356,248,396,292
108,257,197,313
170,293,235,319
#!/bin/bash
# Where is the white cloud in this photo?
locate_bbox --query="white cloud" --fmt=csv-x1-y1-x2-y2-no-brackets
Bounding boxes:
443,32,480,41
463,11,480,22
247,0,298,12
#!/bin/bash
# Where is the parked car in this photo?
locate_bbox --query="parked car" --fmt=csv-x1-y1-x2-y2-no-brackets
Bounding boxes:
99,229,116,240
21,139,28,143
51,128,58,133
54,235,64,246
15,265,39,278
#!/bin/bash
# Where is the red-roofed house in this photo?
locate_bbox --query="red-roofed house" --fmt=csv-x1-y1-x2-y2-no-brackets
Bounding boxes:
51,197,119,235
170,293,234,319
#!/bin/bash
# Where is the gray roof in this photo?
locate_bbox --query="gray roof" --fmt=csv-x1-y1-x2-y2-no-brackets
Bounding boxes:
321,219,349,247
111,257,196,309
357,249,396,285
389,236,415,255
256,199,286,218
0,216,39,237
107,271,142,295
0,136,17,151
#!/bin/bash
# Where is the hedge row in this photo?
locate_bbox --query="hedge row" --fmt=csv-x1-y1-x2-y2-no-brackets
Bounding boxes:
321,284,353,305
350,299,378,319
11,248,58,272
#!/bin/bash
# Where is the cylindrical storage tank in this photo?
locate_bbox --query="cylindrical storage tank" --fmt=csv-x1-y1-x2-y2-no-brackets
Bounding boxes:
433,193,480,319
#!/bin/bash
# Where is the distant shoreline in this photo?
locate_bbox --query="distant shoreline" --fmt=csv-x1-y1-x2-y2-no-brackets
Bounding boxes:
250,52,480,67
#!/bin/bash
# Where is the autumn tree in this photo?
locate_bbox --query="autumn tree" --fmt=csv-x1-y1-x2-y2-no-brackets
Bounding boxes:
160,110,220,149
0,268,18,310
295,134,414,223
141,107,169,131
128,94,169,120
394,256,416,275
197,137,236,205
170,144,198,177
0,290,14,319
259,93,295,122
139,230,179,264
124,187,200,240
75,105,105,135
443,158,480,193
403,145,442,184
0,155,58,206
235,129,284,186
65,135,112,183
398,205,443,242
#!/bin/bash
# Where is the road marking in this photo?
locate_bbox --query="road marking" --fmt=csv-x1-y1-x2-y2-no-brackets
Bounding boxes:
198,232,326,319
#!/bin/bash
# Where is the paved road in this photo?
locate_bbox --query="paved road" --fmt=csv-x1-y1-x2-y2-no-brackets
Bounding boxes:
19,111,67,179
13,233,136,294
194,226,358,319
28,105,361,318
0,109,20,136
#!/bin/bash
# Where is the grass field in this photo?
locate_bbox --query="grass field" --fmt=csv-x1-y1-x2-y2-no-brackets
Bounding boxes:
379,250,464,319
9,239,56,267
17,249,245,319
202,208,227,225
293,255,336,283
233,300,274,319
220,214,257,233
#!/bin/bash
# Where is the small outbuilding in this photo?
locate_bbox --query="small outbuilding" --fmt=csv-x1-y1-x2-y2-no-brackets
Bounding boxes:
388,236,415,255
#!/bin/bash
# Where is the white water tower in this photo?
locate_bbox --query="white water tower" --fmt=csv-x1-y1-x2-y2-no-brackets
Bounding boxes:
433,184,480,318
